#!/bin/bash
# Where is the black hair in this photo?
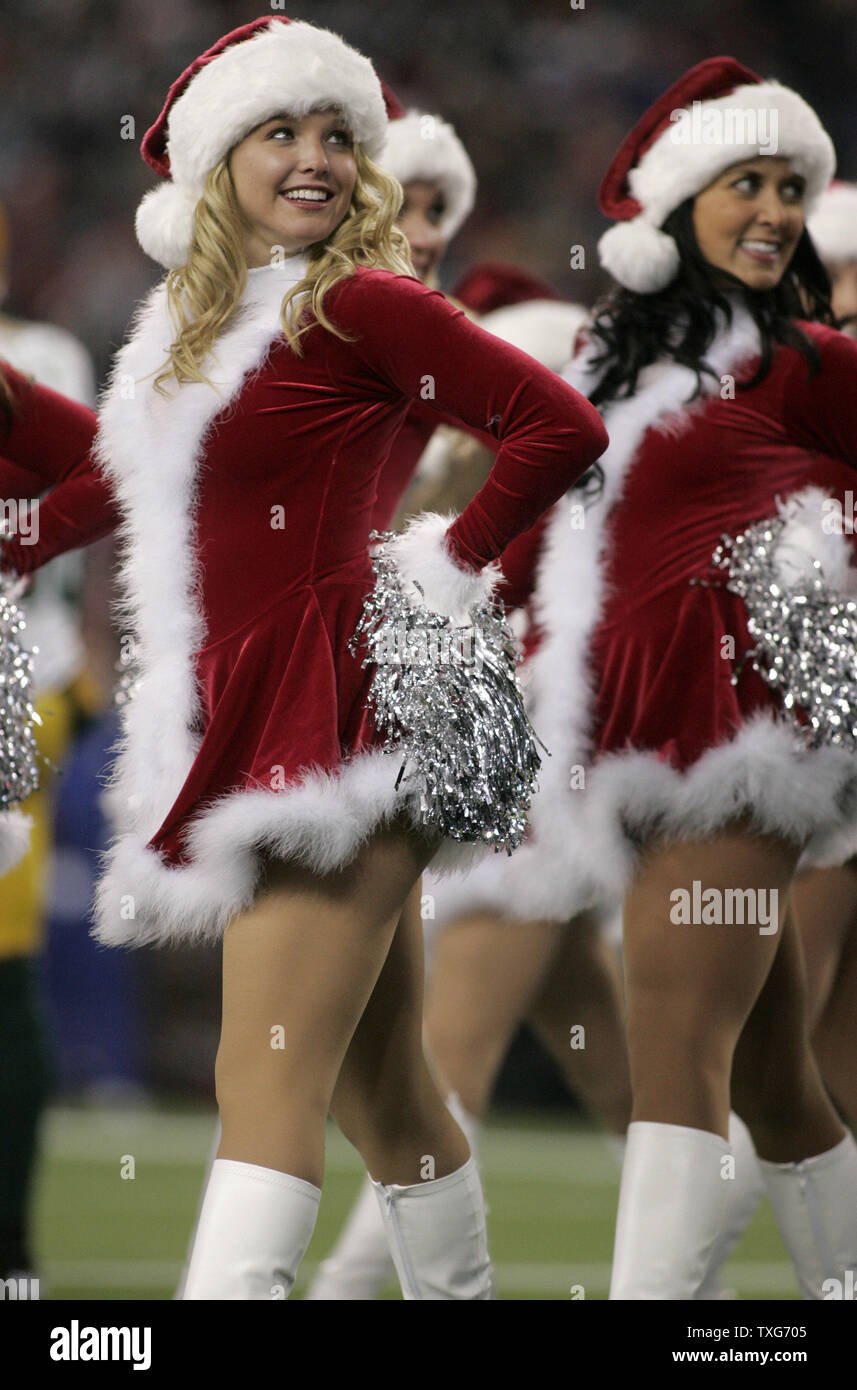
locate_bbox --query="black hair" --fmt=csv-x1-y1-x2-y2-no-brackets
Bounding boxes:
587,197,837,411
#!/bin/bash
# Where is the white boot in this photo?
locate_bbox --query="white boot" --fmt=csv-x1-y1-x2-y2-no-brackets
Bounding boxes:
696,1112,765,1300
305,1093,482,1300
174,1119,222,1300
303,1174,394,1300
609,1121,730,1300
759,1131,857,1300
182,1158,320,1300
371,1154,494,1299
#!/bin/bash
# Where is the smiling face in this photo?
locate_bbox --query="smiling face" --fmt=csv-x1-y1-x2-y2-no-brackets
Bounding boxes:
692,156,807,291
228,109,358,267
396,181,449,282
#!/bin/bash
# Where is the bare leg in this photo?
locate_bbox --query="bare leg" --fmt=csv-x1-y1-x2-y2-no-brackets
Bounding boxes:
731,907,844,1161
811,921,857,1126
421,912,565,1118
216,821,444,1185
611,823,849,1299
328,879,469,1182
185,820,494,1298
790,861,857,1125
790,862,857,1030
526,912,632,1135
306,907,562,1299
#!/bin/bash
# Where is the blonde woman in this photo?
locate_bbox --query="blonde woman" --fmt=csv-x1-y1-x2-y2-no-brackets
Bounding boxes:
2,17,606,1299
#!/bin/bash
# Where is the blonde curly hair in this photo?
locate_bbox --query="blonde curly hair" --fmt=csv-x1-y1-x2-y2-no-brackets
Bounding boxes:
154,140,414,395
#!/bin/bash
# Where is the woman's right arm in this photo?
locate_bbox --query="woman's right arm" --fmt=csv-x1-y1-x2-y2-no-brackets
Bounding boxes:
0,362,121,576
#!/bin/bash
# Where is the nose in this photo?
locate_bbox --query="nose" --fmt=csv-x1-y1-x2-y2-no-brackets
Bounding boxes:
294,134,330,175
407,214,444,255
753,185,790,230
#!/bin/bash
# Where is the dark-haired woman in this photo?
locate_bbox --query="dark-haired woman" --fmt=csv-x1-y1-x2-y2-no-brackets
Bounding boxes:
500,58,857,1299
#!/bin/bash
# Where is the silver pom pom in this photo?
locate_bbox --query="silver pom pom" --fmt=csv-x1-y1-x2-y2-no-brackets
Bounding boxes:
349,532,543,852
0,572,41,807
709,516,857,749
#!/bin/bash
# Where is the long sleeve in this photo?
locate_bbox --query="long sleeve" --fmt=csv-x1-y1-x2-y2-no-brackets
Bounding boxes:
0,362,121,574
496,509,552,611
331,271,608,571
781,325,857,469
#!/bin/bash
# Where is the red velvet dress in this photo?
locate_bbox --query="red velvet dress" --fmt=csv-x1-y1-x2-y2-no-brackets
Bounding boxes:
500,311,857,923
3,263,606,946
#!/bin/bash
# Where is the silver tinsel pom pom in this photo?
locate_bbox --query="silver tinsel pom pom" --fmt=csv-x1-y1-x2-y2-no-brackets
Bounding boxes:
711,515,857,749
0,572,42,807
349,532,543,852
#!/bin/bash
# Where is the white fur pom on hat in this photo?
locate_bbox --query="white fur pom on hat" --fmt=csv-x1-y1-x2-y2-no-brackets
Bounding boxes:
380,110,476,239
135,15,389,270
808,181,857,266
597,55,836,295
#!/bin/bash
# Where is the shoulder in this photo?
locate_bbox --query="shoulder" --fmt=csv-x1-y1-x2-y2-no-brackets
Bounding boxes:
326,267,459,324
781,320,857,376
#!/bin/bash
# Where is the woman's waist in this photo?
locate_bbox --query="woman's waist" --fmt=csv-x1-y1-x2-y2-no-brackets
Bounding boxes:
196,551,373,656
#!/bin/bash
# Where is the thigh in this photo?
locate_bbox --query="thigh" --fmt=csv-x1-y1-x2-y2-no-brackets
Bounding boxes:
330,876,428,1110
218,820,438,1107
624,824,800,1040
424,912,564,1053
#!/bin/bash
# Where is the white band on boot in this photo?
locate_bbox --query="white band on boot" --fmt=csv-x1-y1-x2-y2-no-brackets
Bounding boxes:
610,1121,731,1300
371,1155,494,1300
759,1131,857,1300
183,1158,320,1300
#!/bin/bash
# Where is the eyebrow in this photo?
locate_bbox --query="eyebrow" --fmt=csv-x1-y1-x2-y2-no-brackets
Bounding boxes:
261,112,351,127
729,164,805,181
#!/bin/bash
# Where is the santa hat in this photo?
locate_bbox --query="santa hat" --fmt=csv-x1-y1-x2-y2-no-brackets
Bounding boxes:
452,262,561,314
380,110,476,239
598,56,836,294
808,181,857,266
135,16,390,270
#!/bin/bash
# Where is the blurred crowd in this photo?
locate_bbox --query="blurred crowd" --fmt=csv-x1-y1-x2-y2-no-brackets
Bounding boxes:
1,0,856,383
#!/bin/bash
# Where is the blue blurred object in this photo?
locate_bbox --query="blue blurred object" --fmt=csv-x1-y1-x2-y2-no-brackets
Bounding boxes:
43,708,146,1098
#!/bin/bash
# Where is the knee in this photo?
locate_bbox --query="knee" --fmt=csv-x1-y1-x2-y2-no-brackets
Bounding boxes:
332,1063,439,1160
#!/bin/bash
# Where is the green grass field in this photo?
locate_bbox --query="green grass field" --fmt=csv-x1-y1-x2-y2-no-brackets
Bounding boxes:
31,1103,798,1301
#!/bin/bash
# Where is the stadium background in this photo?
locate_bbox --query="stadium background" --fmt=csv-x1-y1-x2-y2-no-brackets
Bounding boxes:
1,0,853,1299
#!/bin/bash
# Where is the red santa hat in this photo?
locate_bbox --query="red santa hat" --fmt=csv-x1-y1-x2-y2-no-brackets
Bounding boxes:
135,16,390,270
379,110,476,239
807,181,857,266
598,56,836,294
451,263,561,314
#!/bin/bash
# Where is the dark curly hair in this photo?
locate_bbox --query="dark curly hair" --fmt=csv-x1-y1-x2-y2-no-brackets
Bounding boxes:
587,198,837,411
